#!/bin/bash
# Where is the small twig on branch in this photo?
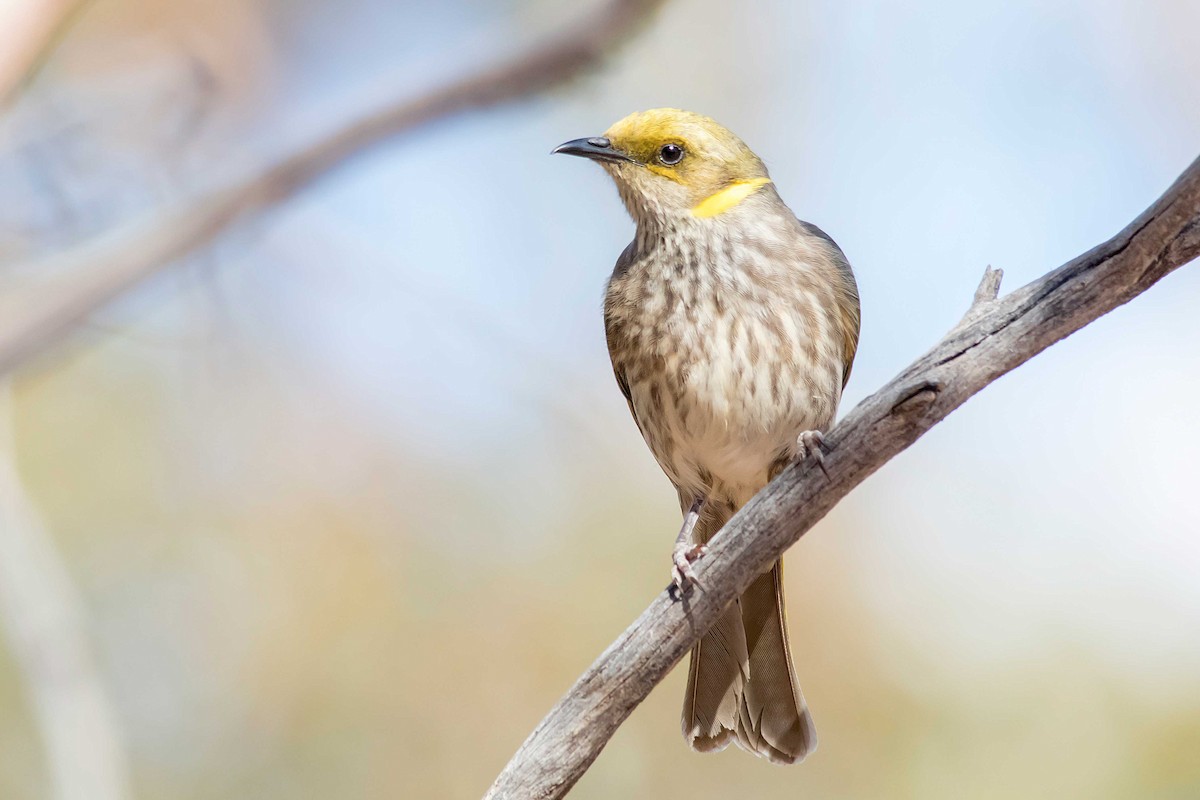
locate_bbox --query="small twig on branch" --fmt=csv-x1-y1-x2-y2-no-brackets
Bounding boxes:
0,0,667,378
954,264,1005,330
483,156,1200,799
972,264,1004,307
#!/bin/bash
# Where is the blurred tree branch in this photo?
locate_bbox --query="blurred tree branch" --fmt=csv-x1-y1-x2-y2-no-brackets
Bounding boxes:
0,0,667,378
483,156,1200,799
0,385,131,800
0,0,90,107
0,3,668,796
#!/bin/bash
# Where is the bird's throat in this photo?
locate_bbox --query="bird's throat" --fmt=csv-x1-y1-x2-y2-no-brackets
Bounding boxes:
691,178,772,218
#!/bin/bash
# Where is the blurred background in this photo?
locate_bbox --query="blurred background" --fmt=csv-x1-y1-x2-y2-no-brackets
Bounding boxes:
0,0,1198,797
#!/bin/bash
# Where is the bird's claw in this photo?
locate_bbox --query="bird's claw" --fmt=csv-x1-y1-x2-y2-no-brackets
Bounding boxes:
671,542,707,595
795,429,830,478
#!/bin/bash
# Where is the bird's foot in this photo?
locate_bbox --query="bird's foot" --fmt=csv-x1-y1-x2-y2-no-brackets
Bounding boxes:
795,430,830,478
671,541,708,595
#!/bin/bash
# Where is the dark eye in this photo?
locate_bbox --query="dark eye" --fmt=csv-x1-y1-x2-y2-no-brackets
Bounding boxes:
658,143,684,165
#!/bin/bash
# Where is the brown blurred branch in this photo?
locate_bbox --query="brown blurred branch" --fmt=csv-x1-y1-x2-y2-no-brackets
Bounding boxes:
0,0,666,378
0,0,90,107
483,157,1200,798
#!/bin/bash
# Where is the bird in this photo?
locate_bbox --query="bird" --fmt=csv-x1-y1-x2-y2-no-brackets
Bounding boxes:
553,108,860,765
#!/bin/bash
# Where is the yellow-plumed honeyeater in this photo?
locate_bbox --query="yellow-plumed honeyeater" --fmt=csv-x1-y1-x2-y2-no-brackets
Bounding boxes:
554,109,860,764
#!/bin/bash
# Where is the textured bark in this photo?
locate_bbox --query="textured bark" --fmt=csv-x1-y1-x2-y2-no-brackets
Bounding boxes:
483,156,1200,799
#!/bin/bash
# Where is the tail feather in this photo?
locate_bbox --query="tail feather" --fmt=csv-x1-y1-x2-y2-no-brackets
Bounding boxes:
679,499,816,764
682,601,747,751
737,561,816,763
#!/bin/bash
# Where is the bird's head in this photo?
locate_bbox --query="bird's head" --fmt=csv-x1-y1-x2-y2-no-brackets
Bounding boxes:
553,108,771,224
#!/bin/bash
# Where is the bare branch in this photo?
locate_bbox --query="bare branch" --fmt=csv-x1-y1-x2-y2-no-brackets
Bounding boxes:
483,156,1200,799
0,0,90,107
0,385,131,800
0,0,667,378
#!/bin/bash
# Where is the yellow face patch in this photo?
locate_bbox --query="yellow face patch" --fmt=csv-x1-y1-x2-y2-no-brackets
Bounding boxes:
645,163,684,183
691,178,772,218
598,109,771,212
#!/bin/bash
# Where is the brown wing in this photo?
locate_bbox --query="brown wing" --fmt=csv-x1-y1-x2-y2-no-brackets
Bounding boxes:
611,361,638,427
837,283,861,389
604,240,644,433
796,220,860,388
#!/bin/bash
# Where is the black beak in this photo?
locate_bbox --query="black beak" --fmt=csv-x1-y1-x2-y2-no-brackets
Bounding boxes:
551,136,636,164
